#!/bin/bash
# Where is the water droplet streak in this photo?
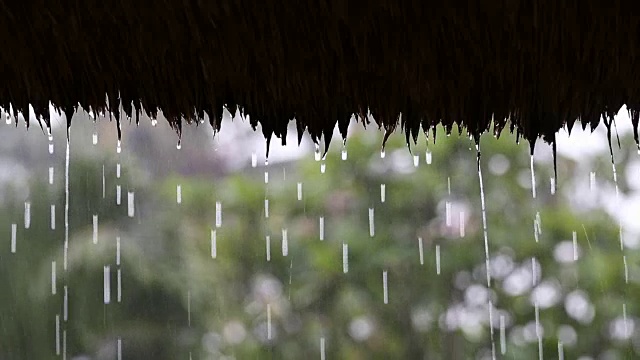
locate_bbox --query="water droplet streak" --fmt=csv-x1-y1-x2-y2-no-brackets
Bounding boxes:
282,228,288,256
382,271,388,304
50,205,56,230
319,217,324,241
342,243,349,273
92,215,98,244
10,223,16,253
51,261,57,295
265,235,271,261
530,155,537,199
297,182,303,201
103,265,111,304
215,201,222,228
380,184,386,203
127,192,135,217
435,245,441,275
418,237,424,265
211,230,217,259
176,185,182,204
499,315,506,355
368,208,375,237
24,202,30,229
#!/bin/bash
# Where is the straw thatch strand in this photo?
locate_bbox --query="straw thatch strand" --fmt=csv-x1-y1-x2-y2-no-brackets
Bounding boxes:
2,1,640,153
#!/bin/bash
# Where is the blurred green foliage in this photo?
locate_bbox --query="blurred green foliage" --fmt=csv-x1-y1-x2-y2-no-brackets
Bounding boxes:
0,118,638,359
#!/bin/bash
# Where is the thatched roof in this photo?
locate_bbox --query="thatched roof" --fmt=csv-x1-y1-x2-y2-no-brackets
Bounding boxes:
3,1,640,153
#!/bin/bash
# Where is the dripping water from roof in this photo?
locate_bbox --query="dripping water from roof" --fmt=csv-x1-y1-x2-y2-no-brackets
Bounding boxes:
476,144,491,287
530,155,537,199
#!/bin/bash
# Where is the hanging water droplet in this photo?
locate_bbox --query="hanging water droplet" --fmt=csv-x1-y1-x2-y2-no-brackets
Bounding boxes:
103,265,111,304
282,228,288,256
127,191,135,217
435,245,441,275
314,144,321,161
342,243,349,273
380,149,386,159
418,237,424,265
382,271,389,304
151,119,157,127
177,184,182,204
50,205,56,230
341,147,348,161
211,229,217,259
24,202,30,229
425,150,432,164
319,217,324,241
5,112,10,125
116,140,121,154
10,223,16,253
51,261,57,295
92,215,98,244
251,152,257,168
380,184,386,203
176,140,182,150
265,235,271,261
368,208,375,237
116,185,122,205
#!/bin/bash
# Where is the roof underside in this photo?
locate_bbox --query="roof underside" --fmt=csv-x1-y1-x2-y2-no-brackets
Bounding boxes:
2,1,640,152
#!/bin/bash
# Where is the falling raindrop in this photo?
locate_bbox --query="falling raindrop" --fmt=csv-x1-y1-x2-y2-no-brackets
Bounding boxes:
557,341,564,360
368,208,375,237
103,265,111,304
176,140,182,150
534,212,541,242
63,285,68,321
477,148,492,287
380,149,386,159
535,302,543,360
176,185,182,204
623,303,629,338
314,144,321,161
211,229,217,259
92,215,98,244
187,291,191,327
445,201,452,227
215,201,222,228
251,152,257,168
623,255,629,284
116,140,121,154
55,314,60,355
116,236,121,266
267,304,272,340
116,185,122,205
24,202,30,229
341,146,347,161
425,150,432,164
459,212,466,237
92,132,98,145
50,205,56,230
282,228,288,256
530,155,537,199
117,338,122,360
342,243,349,273
499,315,506,355
612,163,619,198
51,261,57,295
488,301,496,360
418,237,424,265
116,163,121,179
264,199,269,218
49,142,54,155
319,217,324,241
320,337,326,360
151,119,157,127
10,223,16,253
572,231,578,261
435,245,441,275
127,192,135,217
320,162,326,174
264,171,269,184
550,177,556,195
4,112,10,125
297,182,303,201
413,154,419,167
382,271,389,304
265,235,271,261
62,330,67,360
589,171,596,191
49,167,54,185
532,258,538,286
380,184,386,203
102,165,106,199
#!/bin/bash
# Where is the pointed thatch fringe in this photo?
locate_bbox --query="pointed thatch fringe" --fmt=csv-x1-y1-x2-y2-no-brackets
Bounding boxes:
2,1,640,153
